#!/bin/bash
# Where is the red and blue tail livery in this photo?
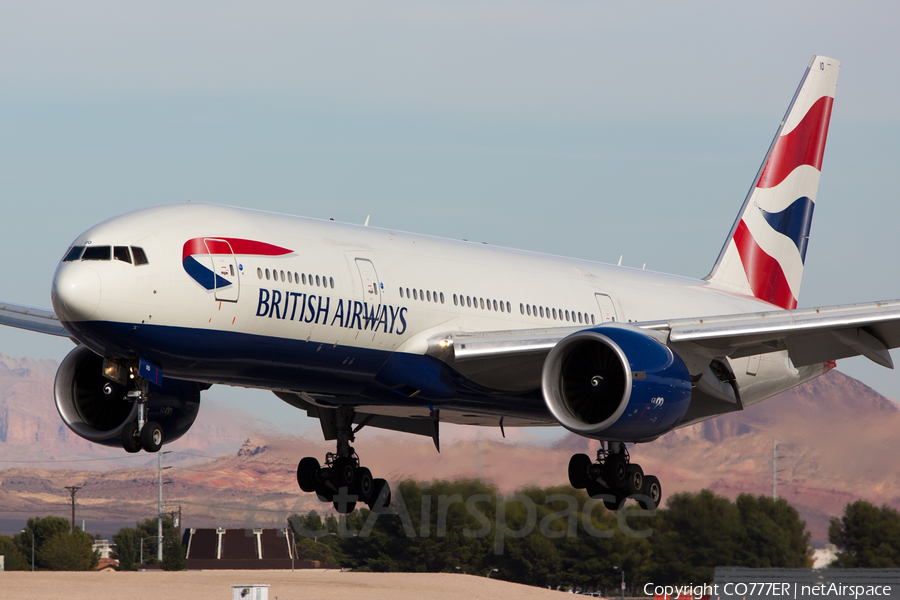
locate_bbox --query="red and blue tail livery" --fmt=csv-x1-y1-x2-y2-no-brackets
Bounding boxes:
707,56,839,309
182,237,292,291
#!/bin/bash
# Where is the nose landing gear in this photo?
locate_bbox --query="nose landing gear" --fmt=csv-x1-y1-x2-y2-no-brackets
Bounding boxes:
295,408,391,514
568,443,662,510
119,376,164,454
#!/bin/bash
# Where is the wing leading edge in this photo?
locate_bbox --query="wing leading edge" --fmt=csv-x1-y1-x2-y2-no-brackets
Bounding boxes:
0,302,70,338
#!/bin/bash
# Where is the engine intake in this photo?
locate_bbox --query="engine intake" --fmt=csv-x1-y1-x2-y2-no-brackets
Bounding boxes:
55,345,203,448
541,325,692,441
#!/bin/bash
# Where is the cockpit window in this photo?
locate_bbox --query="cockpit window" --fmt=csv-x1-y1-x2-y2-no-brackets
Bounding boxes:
63,246,85,262
82,246,111,261
131,247,149,265
114,246,132,264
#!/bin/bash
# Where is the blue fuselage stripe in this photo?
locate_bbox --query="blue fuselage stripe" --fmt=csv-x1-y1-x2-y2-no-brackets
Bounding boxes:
61,320,550,421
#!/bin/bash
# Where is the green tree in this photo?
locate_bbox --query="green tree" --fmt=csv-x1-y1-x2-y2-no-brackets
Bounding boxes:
735,494,812,568
0,534,30,570
551,487,653,594
331,479,498,574
38,530,99,571
112,526,139,571
13,517,99,570
295,537,339,565
829,500,900,567
112,516,180,569
161,531,186,571
14,516,77,571
649,490,741,585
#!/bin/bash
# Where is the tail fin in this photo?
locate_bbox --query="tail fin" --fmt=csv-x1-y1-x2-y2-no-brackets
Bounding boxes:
706,55,840,309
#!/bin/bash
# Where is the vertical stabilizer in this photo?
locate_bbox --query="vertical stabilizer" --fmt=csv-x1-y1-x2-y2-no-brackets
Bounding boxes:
706,56,839,309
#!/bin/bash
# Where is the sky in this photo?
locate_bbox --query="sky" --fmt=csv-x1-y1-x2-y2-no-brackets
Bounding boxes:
1,0,899,433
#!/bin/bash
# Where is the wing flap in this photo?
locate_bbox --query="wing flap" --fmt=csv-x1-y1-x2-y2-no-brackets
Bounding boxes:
0,302,70,337
667,299,900,368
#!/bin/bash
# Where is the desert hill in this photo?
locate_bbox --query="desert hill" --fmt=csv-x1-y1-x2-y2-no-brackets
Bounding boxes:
1,353,899,545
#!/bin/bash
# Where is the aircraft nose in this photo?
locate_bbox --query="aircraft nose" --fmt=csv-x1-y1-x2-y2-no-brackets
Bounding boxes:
52,262,102,322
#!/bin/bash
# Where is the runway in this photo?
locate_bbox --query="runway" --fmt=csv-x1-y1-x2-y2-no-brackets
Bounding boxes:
0,569,567,600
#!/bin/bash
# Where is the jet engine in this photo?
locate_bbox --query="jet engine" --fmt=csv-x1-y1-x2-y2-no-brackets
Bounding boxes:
54,345,203,448
541,325,692,442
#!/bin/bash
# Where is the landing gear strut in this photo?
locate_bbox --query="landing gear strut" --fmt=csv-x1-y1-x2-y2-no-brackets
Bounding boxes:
296,408,391,514
120,375,164,454
568,443,662,510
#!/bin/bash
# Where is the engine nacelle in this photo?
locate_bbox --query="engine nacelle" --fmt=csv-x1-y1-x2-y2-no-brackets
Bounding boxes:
54,345,203,448
541,325,692,442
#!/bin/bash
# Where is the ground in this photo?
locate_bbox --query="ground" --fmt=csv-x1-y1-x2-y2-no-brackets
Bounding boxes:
0,570,566,600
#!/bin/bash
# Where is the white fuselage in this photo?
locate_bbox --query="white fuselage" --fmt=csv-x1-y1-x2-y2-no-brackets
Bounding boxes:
50,203,825,426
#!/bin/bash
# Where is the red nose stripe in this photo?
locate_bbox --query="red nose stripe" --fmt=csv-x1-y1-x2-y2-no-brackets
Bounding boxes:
182,238,292,261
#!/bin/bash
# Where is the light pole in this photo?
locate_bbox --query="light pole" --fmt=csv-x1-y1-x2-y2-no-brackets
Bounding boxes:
158,451,172,563
20,529,34,571
486,568,498,578
613,566,625,600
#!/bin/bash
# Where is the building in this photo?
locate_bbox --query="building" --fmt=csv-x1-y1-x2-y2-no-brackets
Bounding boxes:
182,528,327,570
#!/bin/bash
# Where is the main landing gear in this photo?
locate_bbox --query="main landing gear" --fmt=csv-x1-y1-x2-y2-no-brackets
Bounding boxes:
567,443,662,511
119,377,164,454
295,409,391,514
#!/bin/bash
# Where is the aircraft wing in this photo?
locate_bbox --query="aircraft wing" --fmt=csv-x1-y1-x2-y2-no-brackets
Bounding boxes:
666,299,900,369
428,299,900,374
0,302,70,337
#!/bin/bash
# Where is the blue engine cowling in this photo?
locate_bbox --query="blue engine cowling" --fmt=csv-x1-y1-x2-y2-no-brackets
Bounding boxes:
54,345,202,449
541,324,692,442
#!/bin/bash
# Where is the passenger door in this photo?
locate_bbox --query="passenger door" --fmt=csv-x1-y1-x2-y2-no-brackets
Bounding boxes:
204,238,240,303
355,258,382,302
594,293,618,323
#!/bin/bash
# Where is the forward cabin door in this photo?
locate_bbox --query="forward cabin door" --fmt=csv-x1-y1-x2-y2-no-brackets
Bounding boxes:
594,293,618,323
204,238,240,302
355,258,382,303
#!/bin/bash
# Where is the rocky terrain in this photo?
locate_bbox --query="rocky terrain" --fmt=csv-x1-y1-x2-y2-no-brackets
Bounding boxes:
1,353,898,545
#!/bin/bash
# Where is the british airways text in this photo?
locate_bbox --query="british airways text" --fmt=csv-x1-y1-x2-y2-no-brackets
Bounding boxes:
255,288,408,335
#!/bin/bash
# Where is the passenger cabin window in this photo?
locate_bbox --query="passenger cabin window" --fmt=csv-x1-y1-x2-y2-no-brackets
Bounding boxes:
82,246,111,261
63,246,85,261
113,246,132,263
131,247,149,265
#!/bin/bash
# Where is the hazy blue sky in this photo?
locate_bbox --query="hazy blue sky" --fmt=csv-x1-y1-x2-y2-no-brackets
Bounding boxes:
2,1,899,430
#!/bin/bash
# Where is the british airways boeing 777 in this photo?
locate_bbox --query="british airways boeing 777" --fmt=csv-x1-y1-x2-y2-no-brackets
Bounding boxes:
3,55,897,512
